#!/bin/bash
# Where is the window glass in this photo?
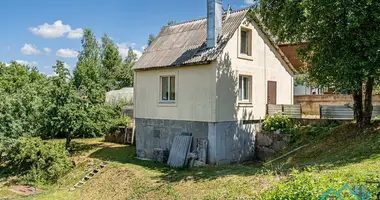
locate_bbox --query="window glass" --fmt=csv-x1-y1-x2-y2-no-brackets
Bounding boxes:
239,75,251,102
161,77,169,101
243,77,249,100
170,76,175,100
240,30,248,54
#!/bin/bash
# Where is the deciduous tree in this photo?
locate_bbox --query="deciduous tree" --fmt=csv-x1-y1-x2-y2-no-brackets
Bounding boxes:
252,0,380,126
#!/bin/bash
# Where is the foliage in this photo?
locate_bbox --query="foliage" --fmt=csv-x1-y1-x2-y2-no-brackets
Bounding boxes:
1,137,73,185
260,167,379,200
0,62,50,138
252,0,380,126
263,113,293,133
147,34,156,46
73,29,105,104
100,34,122,91
290,120,340,144
118,48,137,87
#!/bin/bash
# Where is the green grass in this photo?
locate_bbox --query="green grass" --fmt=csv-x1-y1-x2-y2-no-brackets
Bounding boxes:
1,122,380,199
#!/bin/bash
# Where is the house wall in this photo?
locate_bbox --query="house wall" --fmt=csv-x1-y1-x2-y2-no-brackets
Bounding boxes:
216,19,294,122
134,19,294,165
134,63,217,122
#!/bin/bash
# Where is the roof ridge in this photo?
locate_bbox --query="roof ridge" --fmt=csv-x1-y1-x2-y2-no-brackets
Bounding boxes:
164,6,252,28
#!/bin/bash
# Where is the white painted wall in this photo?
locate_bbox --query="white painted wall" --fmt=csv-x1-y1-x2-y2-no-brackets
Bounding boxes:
216,19,294,122
134,64,217,122
135,19,294,123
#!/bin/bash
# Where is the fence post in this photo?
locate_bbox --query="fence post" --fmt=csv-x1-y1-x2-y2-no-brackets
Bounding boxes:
282,104,285,113
319,105,322,119
266,104,268,115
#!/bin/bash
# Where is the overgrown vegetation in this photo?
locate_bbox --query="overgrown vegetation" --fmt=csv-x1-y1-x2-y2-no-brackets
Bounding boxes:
0,28,134,187
0,137,73,185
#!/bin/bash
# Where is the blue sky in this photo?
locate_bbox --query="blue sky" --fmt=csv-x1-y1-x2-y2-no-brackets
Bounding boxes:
0,0,252,75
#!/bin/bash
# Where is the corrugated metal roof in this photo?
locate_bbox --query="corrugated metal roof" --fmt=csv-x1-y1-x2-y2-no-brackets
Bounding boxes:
134,8,250,70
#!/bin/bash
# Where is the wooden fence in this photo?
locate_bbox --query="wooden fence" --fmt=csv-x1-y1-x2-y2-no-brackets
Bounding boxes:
320,105,380,119
267,104,302,119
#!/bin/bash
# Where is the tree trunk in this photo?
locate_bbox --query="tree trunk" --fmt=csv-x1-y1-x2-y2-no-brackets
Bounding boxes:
363,75,374,126
353,89,364,128
65,133,71,151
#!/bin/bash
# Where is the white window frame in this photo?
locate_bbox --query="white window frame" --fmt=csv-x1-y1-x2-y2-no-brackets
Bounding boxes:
239,75,252,103
160,75,176,103
240,29,249,55
238,26,253,60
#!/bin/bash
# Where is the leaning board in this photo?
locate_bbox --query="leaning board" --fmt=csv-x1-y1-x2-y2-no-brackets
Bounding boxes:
167,135,193,167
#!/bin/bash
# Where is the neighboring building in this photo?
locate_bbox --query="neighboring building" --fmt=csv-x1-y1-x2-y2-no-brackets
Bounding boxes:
279,43,324,95
133,1,295,164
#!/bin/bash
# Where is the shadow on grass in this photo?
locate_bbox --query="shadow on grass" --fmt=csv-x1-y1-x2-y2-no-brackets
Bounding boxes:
88,145,267,183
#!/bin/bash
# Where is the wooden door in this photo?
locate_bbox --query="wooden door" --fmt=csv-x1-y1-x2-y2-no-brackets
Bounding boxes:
267,81,277,104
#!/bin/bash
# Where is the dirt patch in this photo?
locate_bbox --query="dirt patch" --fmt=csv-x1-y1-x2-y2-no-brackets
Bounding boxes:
9,185,43,196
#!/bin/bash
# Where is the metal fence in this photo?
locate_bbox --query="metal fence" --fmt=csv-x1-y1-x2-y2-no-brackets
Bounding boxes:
267,104,302,119
320,105,380,119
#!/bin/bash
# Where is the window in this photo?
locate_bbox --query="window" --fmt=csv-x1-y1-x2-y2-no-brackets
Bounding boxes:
240,28,252,56
160,76,175,102
239,75,252,102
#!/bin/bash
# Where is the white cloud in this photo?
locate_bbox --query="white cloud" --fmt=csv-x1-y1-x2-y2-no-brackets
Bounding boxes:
244,0,255,5
29,20,83,39
117,42,142,59
14,60,38,67
56,48,79,58
44,47,52,53
1,62,10,66
21,44,41,55
67,28,83,39
116,43,130,59
41,72,57,77
63,62,71,69
29,20,71,38
133,50,142,59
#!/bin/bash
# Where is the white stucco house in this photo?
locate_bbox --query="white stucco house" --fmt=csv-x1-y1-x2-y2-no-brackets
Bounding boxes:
133,0,296,165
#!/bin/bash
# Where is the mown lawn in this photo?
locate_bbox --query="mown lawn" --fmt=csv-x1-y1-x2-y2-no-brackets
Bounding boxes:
1,122,380,199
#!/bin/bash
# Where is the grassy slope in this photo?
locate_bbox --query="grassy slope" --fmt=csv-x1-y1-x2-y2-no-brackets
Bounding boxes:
1,122,380,199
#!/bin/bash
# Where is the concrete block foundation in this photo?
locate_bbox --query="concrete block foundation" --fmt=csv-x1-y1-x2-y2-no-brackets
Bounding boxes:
135,118,259,165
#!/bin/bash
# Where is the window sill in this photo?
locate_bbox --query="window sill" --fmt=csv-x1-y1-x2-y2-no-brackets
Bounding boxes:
238,54,253,61
157,102,177,107
238,102,253,107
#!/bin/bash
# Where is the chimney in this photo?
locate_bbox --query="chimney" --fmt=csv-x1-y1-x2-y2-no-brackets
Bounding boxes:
207,0,223,49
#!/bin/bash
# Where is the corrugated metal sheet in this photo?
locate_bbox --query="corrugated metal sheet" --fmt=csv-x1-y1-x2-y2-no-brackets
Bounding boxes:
267,104,283,116
320,106,353,119
320,105,380,119
267,104,301,119
167,135,193,167
134,8,249,70
283,105,302,119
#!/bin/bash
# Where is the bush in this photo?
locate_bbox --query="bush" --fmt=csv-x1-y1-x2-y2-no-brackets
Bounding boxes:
263,113,293,133
2,137,73,185
260,167,380,199
290,120,340,143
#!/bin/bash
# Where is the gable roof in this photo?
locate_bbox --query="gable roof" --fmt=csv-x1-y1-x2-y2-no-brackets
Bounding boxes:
134,7,296,74
134,8,249,70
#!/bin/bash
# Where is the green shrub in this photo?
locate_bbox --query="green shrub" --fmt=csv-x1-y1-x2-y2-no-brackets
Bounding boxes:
2,137,73,185
263,113,293,133
260,167,380,200
290,120,340,143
